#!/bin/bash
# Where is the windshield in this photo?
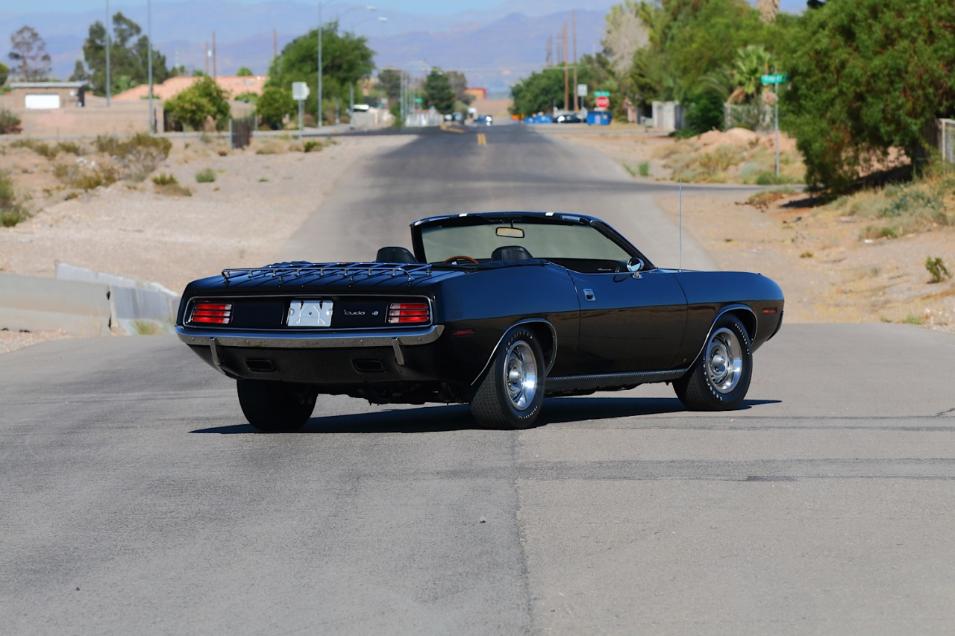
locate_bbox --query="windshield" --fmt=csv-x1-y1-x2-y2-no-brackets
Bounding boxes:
420,221,632,266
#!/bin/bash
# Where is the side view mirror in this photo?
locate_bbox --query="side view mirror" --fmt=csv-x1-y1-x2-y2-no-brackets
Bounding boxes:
626,257,645,273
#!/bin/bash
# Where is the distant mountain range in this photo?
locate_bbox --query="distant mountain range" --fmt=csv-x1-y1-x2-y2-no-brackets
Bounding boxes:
0,0,805,94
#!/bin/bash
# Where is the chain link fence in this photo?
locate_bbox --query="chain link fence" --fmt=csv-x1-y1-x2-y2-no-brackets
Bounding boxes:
939,119,955,164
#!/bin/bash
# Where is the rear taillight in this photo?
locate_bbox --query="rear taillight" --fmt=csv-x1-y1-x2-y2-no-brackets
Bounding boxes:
387,302,430,325
189,301,232,325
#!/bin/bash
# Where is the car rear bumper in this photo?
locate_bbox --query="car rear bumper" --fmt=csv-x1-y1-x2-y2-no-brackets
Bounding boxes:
176,325,446,385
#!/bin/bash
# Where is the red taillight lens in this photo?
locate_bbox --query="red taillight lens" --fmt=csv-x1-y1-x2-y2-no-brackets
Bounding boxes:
189,301,232,325
388,302,430,325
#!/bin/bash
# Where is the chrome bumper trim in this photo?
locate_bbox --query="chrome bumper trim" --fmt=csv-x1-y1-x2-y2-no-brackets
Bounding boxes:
176,325,444,349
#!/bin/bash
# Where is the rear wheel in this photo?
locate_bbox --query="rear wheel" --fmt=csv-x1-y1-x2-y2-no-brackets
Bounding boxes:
674,315,752,411
237,379,317,432
470,327,546,429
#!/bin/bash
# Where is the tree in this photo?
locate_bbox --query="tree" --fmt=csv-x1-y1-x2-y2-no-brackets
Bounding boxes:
757,0,779,22
266,22,374,123
164,77,230,130
510,68,567,116
255,86,295,129
9,26,51,81
730,44,772,104
237,66,253,77
446,70,472,104
423,68,455,113
783,0,955,188
73,12,173,96
0,62,9,86
378,68,402,103
602,1,649,75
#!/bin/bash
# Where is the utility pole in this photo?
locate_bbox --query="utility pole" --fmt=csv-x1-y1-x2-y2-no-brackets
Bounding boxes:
204,42,209,75
212,31,217,79
774,85,781,177
147,0,154,133
317,2,323,127
562,22,569,113
546,34,552,66
572,10,578,112
105,0,111,106
272,29,277,62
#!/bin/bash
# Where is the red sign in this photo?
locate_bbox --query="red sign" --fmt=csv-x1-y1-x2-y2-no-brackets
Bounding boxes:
595,95,610,110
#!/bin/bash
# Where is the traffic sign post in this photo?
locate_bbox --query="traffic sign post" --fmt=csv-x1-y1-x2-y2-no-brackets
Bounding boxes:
577,84,587,98
292,82,310,134
760,74,787,177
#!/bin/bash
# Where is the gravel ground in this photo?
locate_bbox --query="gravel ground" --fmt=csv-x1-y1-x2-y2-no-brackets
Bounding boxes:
0,135,415,293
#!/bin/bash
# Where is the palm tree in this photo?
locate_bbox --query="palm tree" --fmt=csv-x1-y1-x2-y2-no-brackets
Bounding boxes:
758,0,779,22
729,45,772,104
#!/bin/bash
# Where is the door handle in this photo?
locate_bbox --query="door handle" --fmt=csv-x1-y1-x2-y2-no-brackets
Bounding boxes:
583,288,596,302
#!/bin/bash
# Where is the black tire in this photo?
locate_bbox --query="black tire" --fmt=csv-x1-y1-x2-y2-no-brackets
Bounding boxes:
674,315,753,411
470,327,546,429
237,379,317,432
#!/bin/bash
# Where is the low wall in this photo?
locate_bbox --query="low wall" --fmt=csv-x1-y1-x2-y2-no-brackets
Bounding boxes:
0,273,111,337
7,102,162,137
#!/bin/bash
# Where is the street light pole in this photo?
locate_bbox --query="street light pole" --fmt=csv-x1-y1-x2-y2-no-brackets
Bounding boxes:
105,0,111,106
317,2,323,128
147,0,154,133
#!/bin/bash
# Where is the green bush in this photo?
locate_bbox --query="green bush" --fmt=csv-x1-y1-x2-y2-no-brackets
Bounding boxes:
255,86,295,130
195,168,216,183
164,77,230,131
152,173,178,186
638,161,651,177
683,89,725,136
94,133,171,181
0,108,21,134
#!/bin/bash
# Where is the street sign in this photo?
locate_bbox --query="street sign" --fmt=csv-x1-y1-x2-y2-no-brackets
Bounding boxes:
292,82,310,101
595,95,610,110
577,83,587,98
761,73,788,86
593,90,610,97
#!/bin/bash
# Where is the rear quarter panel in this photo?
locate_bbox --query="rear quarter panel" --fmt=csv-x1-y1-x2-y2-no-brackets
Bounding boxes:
432,264,580,382
674,271,784,362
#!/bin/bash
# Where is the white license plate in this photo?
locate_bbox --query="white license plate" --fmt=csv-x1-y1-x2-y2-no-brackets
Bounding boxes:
287,300,333,327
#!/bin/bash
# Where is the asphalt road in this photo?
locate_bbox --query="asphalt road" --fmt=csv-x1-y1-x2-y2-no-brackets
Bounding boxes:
3,126,955,634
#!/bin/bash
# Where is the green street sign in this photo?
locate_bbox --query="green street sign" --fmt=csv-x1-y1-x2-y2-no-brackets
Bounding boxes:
593,90,611,97
415,97,424,104
761,73,788,86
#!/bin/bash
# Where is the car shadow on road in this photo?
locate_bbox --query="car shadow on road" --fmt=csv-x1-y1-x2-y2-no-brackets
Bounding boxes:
190,397,781,434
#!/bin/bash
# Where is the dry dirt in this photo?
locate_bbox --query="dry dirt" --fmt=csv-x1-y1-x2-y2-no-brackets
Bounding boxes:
0,133,414,352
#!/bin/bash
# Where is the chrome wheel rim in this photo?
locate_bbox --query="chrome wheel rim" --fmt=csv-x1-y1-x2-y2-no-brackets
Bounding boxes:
705,327,743,394
503,340,538,411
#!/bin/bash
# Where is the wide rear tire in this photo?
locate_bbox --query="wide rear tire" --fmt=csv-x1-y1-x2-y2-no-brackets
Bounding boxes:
674,315,753,411
470,327,546,429
237,379,317,432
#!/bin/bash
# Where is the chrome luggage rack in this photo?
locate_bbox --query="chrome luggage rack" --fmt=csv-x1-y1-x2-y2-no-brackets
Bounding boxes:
221,261,434,284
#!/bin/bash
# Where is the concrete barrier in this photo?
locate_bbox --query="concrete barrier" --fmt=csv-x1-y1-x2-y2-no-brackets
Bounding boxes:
0,273,111,336
55,262,179,335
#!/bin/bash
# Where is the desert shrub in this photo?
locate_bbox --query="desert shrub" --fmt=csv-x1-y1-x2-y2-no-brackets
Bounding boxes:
256,86,295,130
152,173,191,196
11,138,57,159
860,225,900,240
303,140,329,153
638,161,651,177
95,133,172,181
925,257,951,284
53,158,117,191
0,108,22,134
0,172,29,227
164,77,230,131
754,171,793,185
56,141,82,155
195,168,216,183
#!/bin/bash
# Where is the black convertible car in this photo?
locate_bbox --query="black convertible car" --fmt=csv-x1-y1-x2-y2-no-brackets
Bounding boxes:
177,212,784,431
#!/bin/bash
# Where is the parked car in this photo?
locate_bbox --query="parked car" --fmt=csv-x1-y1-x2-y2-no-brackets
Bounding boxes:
475,115,494,126
554,112,582,124
177,212,784,431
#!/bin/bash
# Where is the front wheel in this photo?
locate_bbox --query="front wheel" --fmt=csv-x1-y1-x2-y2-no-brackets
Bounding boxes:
470,327,546,429
674,315,753,411
237,379,317,432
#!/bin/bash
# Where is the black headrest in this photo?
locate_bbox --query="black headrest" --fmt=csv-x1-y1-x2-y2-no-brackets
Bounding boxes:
491,245,533,262
375,246,417,263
